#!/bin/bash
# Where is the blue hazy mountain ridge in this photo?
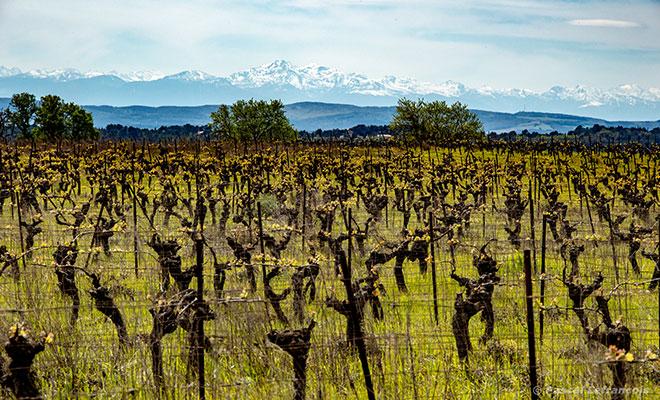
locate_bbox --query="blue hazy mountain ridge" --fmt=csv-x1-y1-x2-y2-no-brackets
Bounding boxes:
1,98,658,133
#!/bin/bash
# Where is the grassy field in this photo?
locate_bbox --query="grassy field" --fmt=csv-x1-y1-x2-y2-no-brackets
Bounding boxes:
0,142,658,399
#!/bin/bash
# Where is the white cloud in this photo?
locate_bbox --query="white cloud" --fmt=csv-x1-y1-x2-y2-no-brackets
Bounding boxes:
568,19,640,28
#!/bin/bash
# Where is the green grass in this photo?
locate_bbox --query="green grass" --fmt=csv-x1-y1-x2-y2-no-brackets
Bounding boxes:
0,144,658,399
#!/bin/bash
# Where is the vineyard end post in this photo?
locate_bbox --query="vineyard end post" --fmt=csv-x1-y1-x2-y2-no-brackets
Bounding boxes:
428,211,438,325
528,181,536,274
132,143,139,277
524,250,539,400
195,233,205,400
540,215,547,346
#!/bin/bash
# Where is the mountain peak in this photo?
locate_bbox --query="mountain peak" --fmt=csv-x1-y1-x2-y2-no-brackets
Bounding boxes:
229,59,306,88
108,70,166,82
164,70,216,81
266,59,293,70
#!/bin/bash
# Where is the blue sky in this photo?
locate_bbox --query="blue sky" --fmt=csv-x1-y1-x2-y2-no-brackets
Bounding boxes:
1,0,658,90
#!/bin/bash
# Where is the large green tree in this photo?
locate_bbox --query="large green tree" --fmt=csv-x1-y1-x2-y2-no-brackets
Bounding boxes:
390,98,483,145
209,104,233,140
63,102,97,140
424,100,451,142
210,99,296,147
8,92,37,140
10,93,98,142
229,99,261,144
446,102,483,143
389,98,427,145
34,94,66,141
260,99,294,142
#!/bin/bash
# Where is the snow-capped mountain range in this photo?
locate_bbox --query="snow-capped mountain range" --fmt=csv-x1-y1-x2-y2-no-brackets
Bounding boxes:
1,60,659,120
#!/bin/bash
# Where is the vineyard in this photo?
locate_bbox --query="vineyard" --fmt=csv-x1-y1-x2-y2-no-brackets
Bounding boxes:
0,140,658,399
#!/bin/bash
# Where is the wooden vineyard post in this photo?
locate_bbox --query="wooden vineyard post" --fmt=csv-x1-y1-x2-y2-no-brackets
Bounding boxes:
301,182,306,251
528,181,537,273
657,214,660,349
606,206,618,285
193,147,206,400
449,238,457,273
482,207,486,239
565,170,572,203
344,209,376,400
539,215,547,346
578,172,584,218
9,151,14,220
15,191,26,273
384,166,389,228
429,211,439,325
402,187,409,230
524,250,539,400
494,151,499,200
257,202,272,323
195,233,206,400
258,202,267,293
605,204,623,313
583,179,596,235
132,143,139,277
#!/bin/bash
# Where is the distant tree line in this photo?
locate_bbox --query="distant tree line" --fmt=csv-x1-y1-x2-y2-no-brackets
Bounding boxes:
101,123,389,141
101,124,211,140
0,92,98,142
99,122,659,144
299,124,391,139
488,124,660,144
